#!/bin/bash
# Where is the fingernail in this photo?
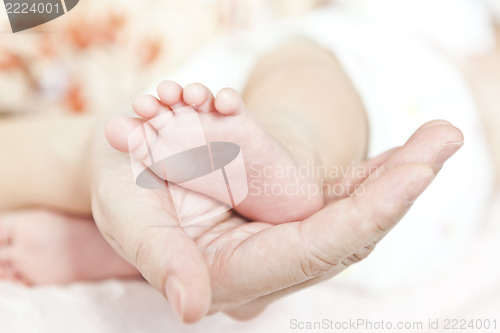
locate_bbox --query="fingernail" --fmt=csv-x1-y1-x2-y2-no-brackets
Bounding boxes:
435,142,463,166
406,172,435,205
165,276,185,320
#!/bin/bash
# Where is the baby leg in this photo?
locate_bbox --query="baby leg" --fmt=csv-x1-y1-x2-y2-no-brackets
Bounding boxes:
0,209,139,285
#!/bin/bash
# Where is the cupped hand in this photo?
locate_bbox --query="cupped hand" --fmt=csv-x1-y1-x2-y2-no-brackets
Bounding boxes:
91,120,463,323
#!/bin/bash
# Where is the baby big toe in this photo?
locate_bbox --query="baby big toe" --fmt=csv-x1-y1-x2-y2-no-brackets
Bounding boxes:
105,116,144,153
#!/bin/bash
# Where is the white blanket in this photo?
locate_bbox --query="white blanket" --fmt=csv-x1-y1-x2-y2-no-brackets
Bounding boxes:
2,193,499,332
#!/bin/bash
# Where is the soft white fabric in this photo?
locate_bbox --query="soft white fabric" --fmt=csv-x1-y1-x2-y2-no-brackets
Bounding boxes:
335,0,497,57
487,0,500,23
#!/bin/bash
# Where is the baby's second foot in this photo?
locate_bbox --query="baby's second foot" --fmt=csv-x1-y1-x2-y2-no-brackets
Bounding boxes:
106,81,323,223
0,210,140,285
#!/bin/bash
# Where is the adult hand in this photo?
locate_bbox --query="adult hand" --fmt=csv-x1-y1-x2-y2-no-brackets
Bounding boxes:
91,119,463,323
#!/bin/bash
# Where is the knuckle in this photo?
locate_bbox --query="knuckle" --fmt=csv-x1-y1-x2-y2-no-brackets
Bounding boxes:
341,244,376,267
300,249,338,278
298,222,340,278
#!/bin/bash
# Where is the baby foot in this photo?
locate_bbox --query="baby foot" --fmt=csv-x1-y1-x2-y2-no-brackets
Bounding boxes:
106,81,324,223
0,210,140,285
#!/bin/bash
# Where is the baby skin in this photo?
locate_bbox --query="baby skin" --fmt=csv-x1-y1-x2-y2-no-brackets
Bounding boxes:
106,81,324,224
0,210,138,284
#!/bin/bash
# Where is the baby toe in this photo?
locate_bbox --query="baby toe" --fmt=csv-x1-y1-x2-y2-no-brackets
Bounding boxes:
105,116,145,153
132,95,162,120
183,83,215,113
157,80,187,109
215,88,243,115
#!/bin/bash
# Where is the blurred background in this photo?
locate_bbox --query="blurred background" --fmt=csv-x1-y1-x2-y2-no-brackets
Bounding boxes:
0,0,499,116
0,0,323,116
1,0,500,332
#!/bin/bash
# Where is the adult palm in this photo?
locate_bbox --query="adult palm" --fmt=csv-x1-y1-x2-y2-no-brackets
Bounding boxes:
91,120,463,323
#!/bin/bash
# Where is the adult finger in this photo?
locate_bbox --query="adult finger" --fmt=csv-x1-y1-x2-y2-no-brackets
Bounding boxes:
365,120,464,183
323,147,399,201
214,122,463,309
324,120,463,202
92,186,211,323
